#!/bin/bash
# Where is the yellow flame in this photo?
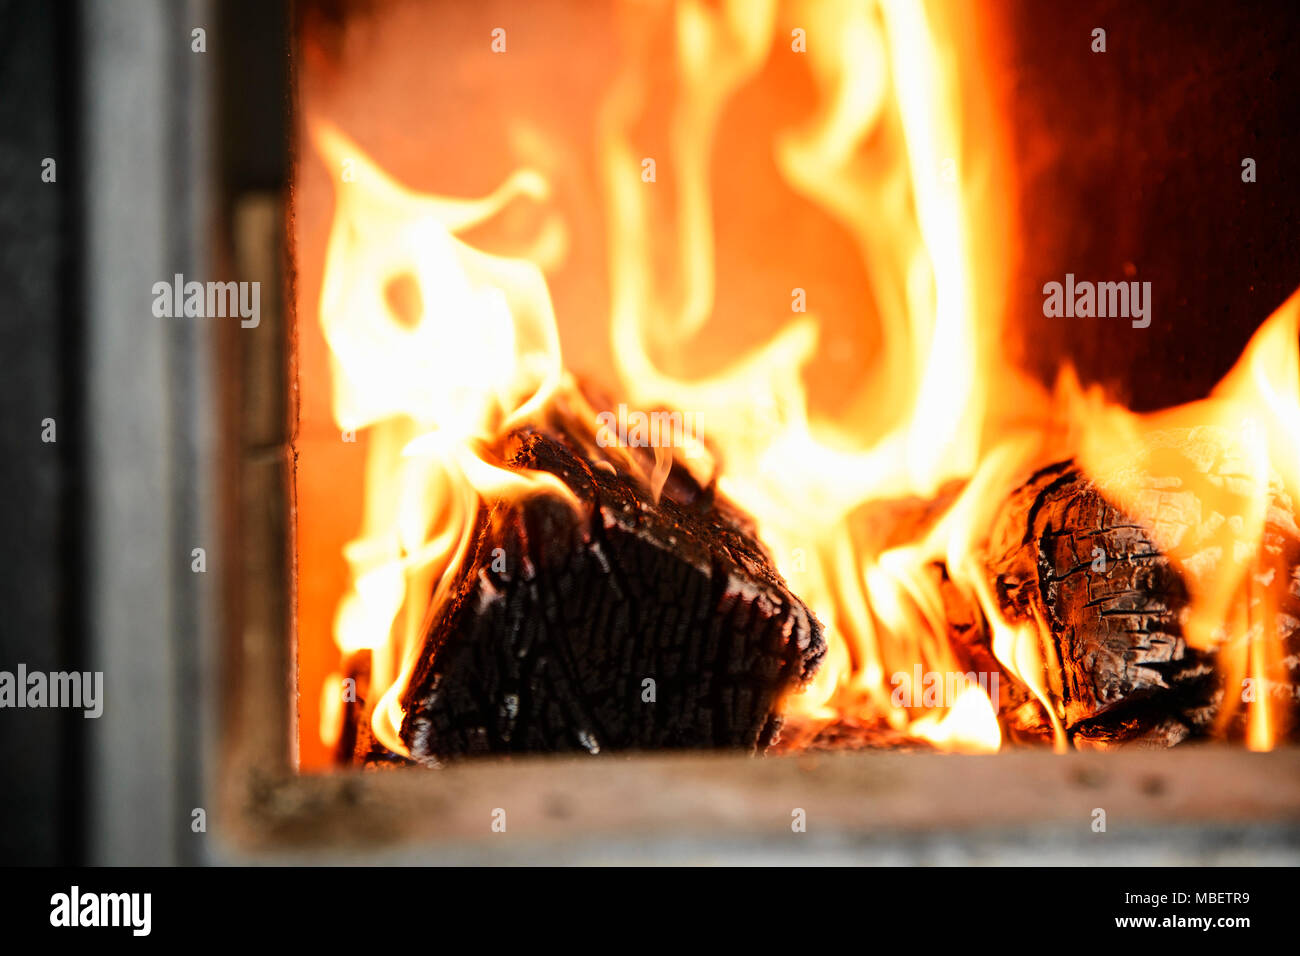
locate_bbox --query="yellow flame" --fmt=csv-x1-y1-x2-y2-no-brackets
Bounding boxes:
597,0,1027,747
308,0,1298,758
311,120,575,756
911,683,1001,753
1058,290,1300,749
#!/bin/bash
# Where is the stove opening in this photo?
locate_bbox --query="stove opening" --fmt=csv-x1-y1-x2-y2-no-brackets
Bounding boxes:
292,0,1300,771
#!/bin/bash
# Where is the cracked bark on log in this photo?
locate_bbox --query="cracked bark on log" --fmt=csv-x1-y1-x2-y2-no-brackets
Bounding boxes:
984,429,1300,746
397,422,826,763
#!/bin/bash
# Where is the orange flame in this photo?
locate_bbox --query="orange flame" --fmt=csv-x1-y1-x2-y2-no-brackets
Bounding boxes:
596,0,1035,752
1059,290,1300,749
306,0,1299,758
310,121,576,756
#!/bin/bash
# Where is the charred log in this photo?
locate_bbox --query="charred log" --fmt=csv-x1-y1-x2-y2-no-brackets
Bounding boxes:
398,421,826,763
984,431,1300,746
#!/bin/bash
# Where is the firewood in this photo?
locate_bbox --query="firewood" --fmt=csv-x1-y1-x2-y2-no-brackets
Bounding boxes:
983,429,1300,745
397,415,826,763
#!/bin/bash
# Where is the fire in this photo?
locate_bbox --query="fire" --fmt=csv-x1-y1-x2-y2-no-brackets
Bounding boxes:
597,0,1030,752
1060,289,1300,749
310,121,577,756
305,0,1299,759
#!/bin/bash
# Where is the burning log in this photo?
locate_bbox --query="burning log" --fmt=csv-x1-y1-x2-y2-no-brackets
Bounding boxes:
983,432,1300,746
397,414,826,762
